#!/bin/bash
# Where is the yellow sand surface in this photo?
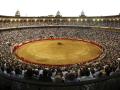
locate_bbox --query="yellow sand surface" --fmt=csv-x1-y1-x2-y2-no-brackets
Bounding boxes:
15,39,103,65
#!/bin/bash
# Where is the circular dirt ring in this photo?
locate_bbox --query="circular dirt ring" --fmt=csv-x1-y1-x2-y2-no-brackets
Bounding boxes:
13,38,104,66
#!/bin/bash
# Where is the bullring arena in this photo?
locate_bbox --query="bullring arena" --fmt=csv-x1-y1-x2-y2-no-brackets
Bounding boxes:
0,11,120,90
13,38,103,66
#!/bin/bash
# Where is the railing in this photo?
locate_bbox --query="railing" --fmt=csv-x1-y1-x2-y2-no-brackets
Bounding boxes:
0,25,92,31
0,72,120,90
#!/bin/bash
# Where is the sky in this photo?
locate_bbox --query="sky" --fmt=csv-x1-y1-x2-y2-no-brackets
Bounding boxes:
0,0,120,17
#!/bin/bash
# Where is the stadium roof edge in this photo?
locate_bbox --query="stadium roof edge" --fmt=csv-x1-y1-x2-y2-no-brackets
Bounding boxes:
0,15,120,18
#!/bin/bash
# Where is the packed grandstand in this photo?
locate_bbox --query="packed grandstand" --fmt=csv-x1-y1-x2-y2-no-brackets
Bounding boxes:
0,11,120,86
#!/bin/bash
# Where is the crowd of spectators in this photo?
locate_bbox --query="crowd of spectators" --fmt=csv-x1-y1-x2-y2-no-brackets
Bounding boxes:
0,26,120,83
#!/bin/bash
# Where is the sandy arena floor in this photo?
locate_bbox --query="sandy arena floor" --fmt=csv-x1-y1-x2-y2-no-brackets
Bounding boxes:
14,39,103,66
